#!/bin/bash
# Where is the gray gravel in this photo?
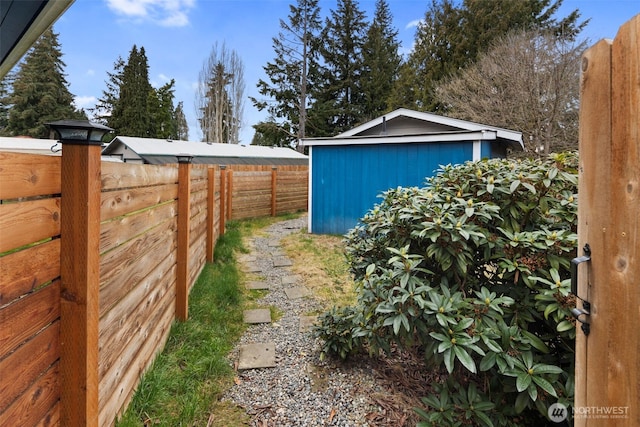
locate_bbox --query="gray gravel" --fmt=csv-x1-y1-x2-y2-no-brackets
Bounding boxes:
223,216,384,426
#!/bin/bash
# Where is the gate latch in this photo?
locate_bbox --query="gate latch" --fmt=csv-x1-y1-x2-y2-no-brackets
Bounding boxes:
571,244,591,335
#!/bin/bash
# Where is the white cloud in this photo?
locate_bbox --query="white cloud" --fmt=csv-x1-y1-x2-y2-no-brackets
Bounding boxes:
74,95,97,110
406,19,423,29
105,0,194,27
86,69,96,76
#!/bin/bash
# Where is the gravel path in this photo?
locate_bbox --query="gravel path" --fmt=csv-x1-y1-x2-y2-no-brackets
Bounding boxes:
222,216,385,426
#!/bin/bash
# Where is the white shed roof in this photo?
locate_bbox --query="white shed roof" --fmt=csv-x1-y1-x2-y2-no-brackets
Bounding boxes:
102,136,308,165
301,108,523,150
0,137,60,155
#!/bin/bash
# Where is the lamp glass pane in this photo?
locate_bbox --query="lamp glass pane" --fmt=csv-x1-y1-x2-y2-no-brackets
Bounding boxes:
59,128,89,140
88,130,107,142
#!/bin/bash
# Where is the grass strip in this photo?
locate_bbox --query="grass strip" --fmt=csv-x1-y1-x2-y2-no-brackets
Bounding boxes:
116,214,301,426
116,220,249,427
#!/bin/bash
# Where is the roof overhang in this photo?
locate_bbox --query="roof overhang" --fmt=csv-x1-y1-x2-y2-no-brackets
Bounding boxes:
330,108,524,151
301,130,498,147
0,0,74,78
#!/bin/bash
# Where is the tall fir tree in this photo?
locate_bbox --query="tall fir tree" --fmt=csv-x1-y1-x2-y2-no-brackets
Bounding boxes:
148,79,177,139
309,0,368,136
360,0,402,120
5,28,85,138
389,0,586,113
174,101,189,141
252,0,322,148
92,56,125,127
111,45,154,137
0,72,13,134
387,0,462,112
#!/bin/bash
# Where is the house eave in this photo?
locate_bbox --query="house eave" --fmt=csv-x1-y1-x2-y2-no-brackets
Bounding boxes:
301,130,497,147
0,0,75,78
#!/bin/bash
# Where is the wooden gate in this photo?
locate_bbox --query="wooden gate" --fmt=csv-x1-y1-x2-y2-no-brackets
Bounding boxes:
575,14,639,426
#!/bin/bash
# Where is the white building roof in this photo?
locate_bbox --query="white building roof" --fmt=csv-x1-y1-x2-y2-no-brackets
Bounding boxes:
0,137,61,155
102,136,308,165
301,108,523,151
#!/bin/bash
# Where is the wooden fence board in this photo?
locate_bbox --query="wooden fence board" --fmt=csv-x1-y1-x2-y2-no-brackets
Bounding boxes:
0,152,60,200
0,322,59,413
99,258,175,379
605,16,639,421
0,282,59,357
101,162,177,191
34,400,59,427
0,239,60,307
100,183,178,222
0,362,59,427
99,202,177,255
99,295,174,427
99,220,176,314
0,198,60,253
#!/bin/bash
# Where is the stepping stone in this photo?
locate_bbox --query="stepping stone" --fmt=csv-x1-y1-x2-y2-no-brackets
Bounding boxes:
273,257,293,267
243,309,271,324
239,254,257,263
246,281,269,290
284,286,310,300
242,263,262,273
282,275,302,285
238,342,276,370
268,250,286,257
299,315,317,332
267,240,280,247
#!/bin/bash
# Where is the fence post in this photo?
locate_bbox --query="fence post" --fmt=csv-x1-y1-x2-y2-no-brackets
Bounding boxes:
206,167,215,262
59,142,100,426
176,155,193,321
271,167,277,216
227,169,233,220
575,15,639,426
219,166,226,235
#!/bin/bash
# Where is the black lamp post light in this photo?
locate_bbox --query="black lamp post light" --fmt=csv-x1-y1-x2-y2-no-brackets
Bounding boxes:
47,119,113,145
176,153,194,164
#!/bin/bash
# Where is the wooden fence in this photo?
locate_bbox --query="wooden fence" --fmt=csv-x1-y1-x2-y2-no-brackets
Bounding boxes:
575,14,639,426
0,150,308,426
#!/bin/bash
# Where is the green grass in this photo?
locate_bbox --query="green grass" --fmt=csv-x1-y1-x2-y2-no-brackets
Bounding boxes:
115,214,302,427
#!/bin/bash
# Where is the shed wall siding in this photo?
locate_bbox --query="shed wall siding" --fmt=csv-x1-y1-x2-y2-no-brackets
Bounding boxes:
311,141,473,234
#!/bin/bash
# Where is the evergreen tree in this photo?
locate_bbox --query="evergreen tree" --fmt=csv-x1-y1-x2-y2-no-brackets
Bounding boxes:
309,0,368,136
5,28,85,138
111,45,154,137
360,0,402,120
148,79,176,139
174,101,189,140
387,0,462,112
252,0,322,148
252,117,294,147
390,0,587,113
92,56,125,127
0,72,13,134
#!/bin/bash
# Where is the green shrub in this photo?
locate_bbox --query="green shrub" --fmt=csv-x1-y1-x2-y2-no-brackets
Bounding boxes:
314,153,579,426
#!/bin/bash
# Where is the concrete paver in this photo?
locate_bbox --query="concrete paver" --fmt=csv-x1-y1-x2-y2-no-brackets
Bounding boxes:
273,257,293,267
284,286,310,300
299,315,317,332
238,342,276,370
242,263,262,273
246,281,269,290
243,309,272,324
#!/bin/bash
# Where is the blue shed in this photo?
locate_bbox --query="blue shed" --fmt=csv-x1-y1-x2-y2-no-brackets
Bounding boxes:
300,108,523,235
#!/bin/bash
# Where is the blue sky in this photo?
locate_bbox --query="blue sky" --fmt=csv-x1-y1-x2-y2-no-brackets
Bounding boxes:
49,0,639,144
